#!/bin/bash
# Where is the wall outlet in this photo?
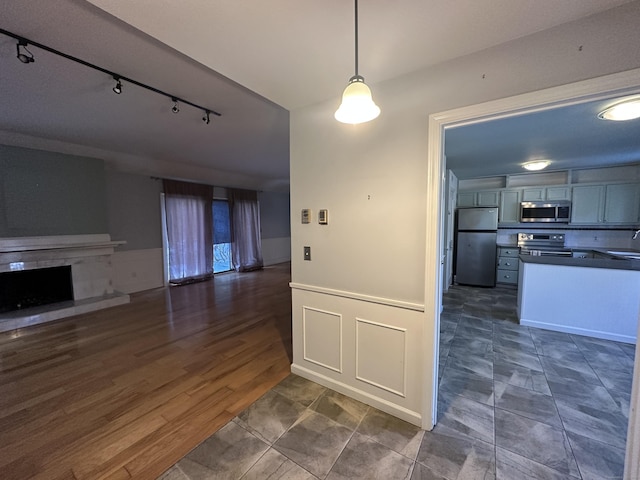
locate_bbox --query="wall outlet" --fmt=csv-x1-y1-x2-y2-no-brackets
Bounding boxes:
304,246,311,261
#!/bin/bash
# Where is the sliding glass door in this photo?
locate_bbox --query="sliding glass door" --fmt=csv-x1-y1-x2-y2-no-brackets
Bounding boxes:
213,199,232,273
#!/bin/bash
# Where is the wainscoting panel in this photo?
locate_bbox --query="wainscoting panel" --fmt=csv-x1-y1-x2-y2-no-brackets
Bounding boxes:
291,286,425,427
355,318,406,397
302,307,342,373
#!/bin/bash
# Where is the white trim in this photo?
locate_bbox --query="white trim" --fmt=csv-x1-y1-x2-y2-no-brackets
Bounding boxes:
302,306,343,373
424,68,640,452
289,282,425,312
291,363,422,427
520,319,636,344
355,317,407,397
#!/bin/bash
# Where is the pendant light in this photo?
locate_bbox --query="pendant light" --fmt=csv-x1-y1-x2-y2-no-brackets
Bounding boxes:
334,0,380,124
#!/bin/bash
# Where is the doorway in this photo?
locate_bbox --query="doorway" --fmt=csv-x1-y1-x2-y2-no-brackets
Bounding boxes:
424,68,640,473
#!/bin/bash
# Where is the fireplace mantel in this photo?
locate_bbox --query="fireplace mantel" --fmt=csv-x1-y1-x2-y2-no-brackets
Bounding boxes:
0,234,130,332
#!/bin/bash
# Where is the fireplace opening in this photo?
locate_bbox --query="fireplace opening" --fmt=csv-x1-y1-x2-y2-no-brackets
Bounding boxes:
0,266,74,313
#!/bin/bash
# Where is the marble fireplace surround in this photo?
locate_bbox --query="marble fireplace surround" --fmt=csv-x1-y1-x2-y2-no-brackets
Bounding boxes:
0,234,130,333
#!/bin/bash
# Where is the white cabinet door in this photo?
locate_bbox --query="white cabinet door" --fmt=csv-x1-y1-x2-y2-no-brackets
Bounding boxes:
477,190,499,206
523,186,570,201
571,185,605,224
457,192,476,207
604,184,640,223
499,190,521,223
546,186,571,201
522,188,544,201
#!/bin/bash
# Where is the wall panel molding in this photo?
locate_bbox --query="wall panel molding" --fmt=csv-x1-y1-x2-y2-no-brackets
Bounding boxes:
355,318,407,397
302,306,342,373
290,282,424,312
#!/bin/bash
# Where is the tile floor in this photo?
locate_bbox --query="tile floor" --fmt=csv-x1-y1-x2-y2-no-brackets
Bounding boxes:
160,284,635,479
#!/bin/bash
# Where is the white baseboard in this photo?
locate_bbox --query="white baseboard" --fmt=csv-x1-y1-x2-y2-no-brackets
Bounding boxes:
291,363,423,427
520,319,637,344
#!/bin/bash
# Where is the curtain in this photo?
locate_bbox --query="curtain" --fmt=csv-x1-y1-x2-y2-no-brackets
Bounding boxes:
229,188,263,272
163,179,214,284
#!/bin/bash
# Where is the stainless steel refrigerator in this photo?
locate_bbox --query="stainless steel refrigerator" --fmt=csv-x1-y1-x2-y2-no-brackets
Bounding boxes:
455,207,498,287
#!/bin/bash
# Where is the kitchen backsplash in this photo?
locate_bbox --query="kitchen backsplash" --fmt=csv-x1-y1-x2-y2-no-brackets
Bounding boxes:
497,228,638,249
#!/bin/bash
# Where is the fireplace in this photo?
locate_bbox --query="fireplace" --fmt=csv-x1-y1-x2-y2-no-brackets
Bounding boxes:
0,266,74,313
0,234,130,332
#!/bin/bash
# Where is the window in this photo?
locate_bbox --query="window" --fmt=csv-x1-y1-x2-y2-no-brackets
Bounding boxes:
213,199,232,273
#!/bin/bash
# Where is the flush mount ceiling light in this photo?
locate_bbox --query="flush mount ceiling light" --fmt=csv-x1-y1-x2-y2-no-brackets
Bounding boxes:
112,76,122,94
16,39,34,64
334,0,380,125
598,97,640,121
1,27,221,123
523,160,551,171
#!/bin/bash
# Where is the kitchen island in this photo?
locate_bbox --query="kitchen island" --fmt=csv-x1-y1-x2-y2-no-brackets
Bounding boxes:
517,255,640,344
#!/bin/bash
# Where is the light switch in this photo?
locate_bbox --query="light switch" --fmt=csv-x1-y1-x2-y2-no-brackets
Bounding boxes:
318,209,328,225
301,209,311,224
304,246,311,261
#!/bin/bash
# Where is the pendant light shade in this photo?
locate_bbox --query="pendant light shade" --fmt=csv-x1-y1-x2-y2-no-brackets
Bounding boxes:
335,0,380,124
335,75,380,124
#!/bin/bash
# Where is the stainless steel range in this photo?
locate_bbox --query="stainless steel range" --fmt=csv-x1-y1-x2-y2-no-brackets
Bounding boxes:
517,232,572,257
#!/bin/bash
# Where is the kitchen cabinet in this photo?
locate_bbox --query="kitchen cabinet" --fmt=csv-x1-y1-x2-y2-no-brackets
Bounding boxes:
457,190,499,207
522,186,571,202
571,183,640,224
604,183,640,223
477,190,499,206
571,185,604,223
496,246,519,285
457,192,476,207
499,190,521,223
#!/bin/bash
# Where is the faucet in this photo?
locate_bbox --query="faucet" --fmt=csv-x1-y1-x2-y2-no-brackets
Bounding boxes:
633,229,640,240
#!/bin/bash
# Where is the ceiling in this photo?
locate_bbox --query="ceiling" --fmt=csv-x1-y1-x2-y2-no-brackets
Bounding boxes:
1,0,638,191
445,94,640,180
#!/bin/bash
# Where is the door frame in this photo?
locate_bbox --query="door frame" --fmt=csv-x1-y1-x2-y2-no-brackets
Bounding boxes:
423,68,640,474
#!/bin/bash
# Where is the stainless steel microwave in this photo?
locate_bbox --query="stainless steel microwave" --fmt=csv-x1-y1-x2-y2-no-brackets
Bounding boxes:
520,201,571,223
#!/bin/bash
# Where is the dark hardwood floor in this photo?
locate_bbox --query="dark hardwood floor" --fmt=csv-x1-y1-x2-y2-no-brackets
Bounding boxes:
0,263,293,480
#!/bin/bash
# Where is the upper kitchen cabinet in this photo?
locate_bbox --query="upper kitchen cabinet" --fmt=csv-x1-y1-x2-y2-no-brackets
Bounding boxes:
477,190,499,206
499,189,521,223
571,183,640,224
571,185,604,223
604,183,640,223
457,190,500,207
522,186,571,201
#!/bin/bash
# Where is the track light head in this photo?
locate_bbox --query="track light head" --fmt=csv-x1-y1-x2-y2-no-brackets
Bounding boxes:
16,39,34,64
203,110,210,124
112,76,122,94
171,98,180,114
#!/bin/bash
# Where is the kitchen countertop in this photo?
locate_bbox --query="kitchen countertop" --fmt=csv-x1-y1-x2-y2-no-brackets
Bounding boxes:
519,254,640,271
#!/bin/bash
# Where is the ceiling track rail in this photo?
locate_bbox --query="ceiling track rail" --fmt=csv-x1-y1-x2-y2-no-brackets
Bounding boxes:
0,27,222,118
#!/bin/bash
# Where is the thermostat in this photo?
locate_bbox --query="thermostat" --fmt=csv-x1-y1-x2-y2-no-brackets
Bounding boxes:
301,209,311,224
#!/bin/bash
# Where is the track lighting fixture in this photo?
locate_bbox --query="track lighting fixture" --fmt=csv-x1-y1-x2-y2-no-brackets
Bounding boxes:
16,39,34,64
112,76,122,95
1,27,222,122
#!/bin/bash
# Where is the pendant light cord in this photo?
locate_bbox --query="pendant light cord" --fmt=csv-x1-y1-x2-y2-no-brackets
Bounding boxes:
354,0,359,77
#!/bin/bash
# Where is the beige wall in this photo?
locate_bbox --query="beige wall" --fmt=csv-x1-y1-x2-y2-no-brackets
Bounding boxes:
289,2,640,428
